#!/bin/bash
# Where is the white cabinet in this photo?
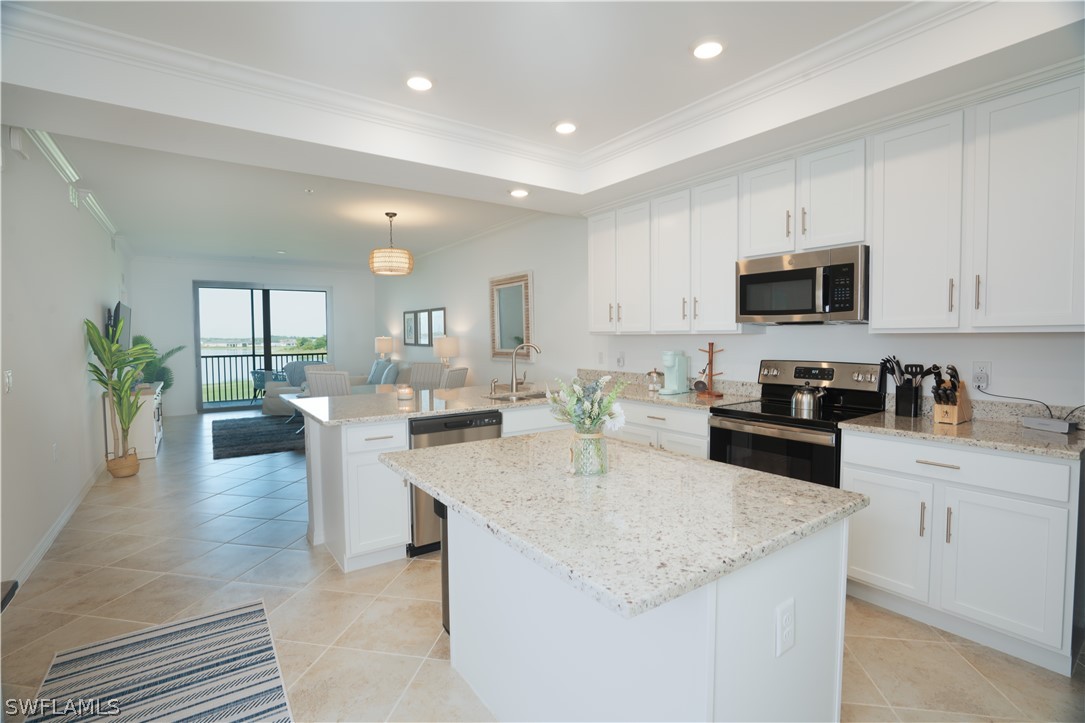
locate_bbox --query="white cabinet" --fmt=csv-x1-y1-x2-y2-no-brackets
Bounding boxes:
739,141,865,258
691,177,740,333
870,112,964,330
347,456,410,557
501,405,569,437
941,486,1068,648
841,467,932,603
842,430,1080,674
740,159,795,257
606,401,708,458
588,204,651,333
970,75,1084,329
797,139,866,250
104,382,163,459
650,190,692,332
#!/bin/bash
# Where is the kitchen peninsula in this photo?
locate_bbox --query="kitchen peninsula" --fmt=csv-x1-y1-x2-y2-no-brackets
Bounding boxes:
380,432,868,721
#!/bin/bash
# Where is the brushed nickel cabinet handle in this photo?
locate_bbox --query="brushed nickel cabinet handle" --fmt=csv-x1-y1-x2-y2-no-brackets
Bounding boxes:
975,274,981,310
801,207,808,236
785,210,792,238
948,278,955,312
693,297,699,319
617,303,622,322
946,507,953,544
365,435,395,442
682,298,688,320
919,501,927,537
647,415,667,421
916,459,961,470
609,303,614,323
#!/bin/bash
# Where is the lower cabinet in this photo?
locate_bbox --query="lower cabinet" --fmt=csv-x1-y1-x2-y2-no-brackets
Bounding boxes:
606,401,708,458
841,430,1079,674
346,457,410,557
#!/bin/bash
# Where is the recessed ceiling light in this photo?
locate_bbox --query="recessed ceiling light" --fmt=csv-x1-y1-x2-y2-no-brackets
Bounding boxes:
693,41,724,60
407,76,433,91
276,250,287,255
554,122,577,135
304,188,315,194
509,189,529,198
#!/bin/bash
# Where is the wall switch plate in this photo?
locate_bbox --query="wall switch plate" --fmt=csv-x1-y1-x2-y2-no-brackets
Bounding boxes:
775,598,795,657
3,370,12,393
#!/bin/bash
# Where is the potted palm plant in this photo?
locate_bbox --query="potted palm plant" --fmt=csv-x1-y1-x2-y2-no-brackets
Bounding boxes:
132,334,185,391
85,318,156,478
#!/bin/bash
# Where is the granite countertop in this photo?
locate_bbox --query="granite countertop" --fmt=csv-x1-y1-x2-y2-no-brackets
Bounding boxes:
841,412,1085,461
379,431,868,618
285,385,549,425
616,383,759,410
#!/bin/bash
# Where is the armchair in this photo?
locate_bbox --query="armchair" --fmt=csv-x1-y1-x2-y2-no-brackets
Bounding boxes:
262,360,331,415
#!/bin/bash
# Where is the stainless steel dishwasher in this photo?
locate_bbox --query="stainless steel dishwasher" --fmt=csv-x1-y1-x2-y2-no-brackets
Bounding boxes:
408,410,502,632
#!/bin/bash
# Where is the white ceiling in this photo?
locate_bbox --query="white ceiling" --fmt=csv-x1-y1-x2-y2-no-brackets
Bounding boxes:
2,1,1083,268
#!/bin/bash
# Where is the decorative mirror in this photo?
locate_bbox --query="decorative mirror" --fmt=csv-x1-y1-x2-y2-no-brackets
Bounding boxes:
490,272,533,359
403,307,445,346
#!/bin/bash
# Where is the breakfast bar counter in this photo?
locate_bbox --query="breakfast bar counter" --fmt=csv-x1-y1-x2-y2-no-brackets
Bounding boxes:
379,431,868,721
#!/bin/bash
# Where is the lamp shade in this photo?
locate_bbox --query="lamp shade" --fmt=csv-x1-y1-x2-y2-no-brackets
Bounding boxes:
375,336,393,356
369,247,414,276
433,336,459,360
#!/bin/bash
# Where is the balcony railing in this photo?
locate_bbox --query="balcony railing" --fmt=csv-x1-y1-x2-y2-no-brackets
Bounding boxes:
201,352,328,404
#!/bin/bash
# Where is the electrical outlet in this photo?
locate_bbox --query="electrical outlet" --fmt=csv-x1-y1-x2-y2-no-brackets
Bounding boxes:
972,361,992,389
3,370,12,393
775,598,795,657
616,352,625,368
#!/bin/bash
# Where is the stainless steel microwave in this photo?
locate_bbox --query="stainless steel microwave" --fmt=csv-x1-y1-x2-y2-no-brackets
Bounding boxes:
735,244,869,324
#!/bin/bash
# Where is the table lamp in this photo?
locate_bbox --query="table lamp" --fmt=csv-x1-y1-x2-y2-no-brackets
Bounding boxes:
433,336,459,367
375,336,393,360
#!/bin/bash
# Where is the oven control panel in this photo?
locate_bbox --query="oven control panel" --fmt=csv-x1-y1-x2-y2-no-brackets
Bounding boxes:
758,360,883,391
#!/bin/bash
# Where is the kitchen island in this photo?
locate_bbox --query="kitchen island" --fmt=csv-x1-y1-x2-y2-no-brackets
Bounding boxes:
380,432,869,721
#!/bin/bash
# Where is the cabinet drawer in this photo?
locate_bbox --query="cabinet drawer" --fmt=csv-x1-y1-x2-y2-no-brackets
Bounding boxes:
842,433,1070,502
345,422,408,454
622,402,709,438
502,405,568,436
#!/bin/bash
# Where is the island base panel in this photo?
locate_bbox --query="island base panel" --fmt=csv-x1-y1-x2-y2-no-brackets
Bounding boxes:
448,511,848,721
304,419,324,546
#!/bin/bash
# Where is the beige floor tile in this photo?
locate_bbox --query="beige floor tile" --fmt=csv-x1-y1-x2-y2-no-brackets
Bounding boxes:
230,520,307,548
0,607,80,656
171,542,279,579
273,640,327,688
186,493,260,516
839,703,899,722
42,528,113,559
266,483,308,501
8,561,98,604
15,567,161,615
64,505,143,533
388,659,495,722
275,503,309,522
892,708,1017,722
269,588,374,645
170,582,298,620
44,533,161,567
382,560,441,601
89,574,226,624
845,598,944,642
122,511,219,538
226,497,302,520
134,490,213,510
109,538,221,573
846,637,1021,719
236,548,334,588
335,597,443,657
180,515,266,543
224,479,293,498
309,559,410,595
427,631,450,660
953,642,1084,722
0,616,149,688
288,647,421,722
842,644,890,706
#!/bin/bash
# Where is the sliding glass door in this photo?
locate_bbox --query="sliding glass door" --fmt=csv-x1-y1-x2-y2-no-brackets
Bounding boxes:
195,283,328,411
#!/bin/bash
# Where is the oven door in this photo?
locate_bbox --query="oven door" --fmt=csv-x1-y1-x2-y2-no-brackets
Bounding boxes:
708,416,839,487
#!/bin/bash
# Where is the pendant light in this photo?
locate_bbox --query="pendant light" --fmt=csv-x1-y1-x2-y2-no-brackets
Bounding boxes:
369,211,414,276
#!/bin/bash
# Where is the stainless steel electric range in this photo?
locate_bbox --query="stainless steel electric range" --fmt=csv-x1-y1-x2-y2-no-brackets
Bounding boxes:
709,360,886,487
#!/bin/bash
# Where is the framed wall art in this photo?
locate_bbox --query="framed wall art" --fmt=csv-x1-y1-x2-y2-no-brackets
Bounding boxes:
403,307,446,347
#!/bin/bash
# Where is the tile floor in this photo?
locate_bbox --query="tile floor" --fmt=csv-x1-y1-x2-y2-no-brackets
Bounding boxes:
2,410,1082,722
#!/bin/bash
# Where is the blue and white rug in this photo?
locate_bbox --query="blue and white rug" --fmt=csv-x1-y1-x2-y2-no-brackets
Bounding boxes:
29,601,291,722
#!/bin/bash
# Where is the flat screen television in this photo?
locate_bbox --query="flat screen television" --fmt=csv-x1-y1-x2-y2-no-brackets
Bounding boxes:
106,302,132,349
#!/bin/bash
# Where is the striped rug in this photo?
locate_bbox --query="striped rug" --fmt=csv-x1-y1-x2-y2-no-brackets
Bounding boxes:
30,601,291,722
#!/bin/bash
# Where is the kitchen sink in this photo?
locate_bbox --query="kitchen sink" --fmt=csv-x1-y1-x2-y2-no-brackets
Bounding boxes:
482,391,548,402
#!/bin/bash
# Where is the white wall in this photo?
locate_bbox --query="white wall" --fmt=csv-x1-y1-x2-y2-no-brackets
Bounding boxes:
373,214,602,389
128,258,377,416
1,132,130,581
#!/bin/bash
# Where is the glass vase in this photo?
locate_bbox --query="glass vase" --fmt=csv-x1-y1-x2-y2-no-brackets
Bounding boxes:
570,432,608,476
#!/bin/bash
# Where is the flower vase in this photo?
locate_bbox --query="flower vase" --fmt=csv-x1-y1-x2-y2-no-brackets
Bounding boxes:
570,432,607,476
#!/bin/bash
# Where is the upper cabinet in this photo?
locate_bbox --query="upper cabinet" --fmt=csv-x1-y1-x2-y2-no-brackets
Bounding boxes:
650,190,692,332
691,177,740,333
739,140,866,258
970,76,1084,330
870,111,964,330
588,204,651,334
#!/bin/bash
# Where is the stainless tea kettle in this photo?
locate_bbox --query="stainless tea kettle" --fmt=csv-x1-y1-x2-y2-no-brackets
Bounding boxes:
791,382,826,418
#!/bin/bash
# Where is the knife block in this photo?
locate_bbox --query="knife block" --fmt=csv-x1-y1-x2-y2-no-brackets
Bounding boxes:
933,381,973,425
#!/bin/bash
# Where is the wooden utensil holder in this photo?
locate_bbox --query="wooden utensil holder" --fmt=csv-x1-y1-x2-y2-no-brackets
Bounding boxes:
933,381,972,425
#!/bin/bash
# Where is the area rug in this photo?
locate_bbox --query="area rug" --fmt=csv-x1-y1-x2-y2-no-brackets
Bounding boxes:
212,416,305,459
29,601,291,722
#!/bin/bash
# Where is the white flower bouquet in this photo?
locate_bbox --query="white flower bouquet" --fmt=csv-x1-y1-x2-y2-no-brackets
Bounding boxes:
546,375,627,433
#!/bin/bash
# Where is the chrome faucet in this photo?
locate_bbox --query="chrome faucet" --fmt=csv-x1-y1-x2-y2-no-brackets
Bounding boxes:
511,343,541,393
